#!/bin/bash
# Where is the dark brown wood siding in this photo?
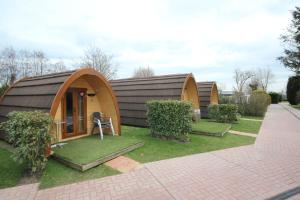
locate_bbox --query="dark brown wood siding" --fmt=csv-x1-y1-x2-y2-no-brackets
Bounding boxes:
0,71,75,139
111,74,193,127
197,82,219,118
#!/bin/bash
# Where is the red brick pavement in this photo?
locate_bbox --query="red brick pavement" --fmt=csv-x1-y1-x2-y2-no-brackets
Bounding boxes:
1,104,300,200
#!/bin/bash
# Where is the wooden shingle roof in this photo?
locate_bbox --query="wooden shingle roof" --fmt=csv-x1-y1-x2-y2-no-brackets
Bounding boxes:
0,70,75,123
197,81,219,118
111,73,197,127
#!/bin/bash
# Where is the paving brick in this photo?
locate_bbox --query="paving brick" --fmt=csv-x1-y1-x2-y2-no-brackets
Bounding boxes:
1,104,300,199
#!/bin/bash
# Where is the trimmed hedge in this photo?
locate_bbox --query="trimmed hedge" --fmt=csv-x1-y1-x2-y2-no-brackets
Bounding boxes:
0,111,52,174
269,92,281,104
146,100,192,142
287,76,300,105
208,104,238,123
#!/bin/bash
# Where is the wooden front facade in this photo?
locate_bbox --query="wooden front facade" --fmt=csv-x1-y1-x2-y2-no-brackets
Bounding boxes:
0,68,121,142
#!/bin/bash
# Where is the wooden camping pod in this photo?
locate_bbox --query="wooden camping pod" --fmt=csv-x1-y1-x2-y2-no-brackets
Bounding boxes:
197,81,219,118
111,73,200,127
0,68,121,141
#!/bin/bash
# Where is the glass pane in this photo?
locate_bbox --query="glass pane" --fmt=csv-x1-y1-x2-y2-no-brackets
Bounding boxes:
78,91,85,132
66,91,73,134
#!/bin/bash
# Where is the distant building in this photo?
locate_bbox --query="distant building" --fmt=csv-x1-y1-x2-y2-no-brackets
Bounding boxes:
220,91,234,97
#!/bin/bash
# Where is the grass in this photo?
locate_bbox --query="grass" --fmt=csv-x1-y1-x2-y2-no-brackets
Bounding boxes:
0,148,26,188
39,159,119,189
292,104,300,110
123,126,255,163
53,135,142,164
241,115,264,120
231,119,262,134
192,119,231,136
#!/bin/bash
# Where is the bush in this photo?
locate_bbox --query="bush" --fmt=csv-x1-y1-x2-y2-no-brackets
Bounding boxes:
245,90,270,117
287,76,300,105
295,91,300,104
269,92,280,104
146,100,192,142
0,84,9,97
0,111,52,174
208,104,238,123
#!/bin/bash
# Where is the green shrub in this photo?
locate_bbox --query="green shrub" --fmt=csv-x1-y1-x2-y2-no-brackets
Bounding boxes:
208,104,238,123
0,111,52,174
287,76,300,105
146,100,192,142
208,104,219,120
245,90,270,117
295,91,300,104
0,84,9,98
269,92,280,104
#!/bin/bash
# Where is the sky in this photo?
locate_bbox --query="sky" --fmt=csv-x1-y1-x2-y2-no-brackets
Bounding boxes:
0,0,298,92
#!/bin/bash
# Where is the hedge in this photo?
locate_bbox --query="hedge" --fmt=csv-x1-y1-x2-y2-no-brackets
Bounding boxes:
269,92,281,104
287,76,300,105
208,104,238,123
146,100,192,142
0,111,52,174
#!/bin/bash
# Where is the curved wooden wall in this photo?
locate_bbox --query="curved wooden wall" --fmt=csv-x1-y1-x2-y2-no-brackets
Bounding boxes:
197,82,219,118
111,73,200,127
0,68,121,139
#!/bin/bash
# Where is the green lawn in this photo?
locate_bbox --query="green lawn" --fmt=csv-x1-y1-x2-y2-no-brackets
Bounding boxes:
231,119,262,134
53,135,142,164
0,148,26,188
292,104,300,110
241,115,264,120
192,119,231,136
123,126,255,163
39,159,119,189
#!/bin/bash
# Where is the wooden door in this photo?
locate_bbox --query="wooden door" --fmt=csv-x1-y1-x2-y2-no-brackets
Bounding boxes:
62,88,87,139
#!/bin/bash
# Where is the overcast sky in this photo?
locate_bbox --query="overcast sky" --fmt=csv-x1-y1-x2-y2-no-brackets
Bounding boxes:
0,0,298,92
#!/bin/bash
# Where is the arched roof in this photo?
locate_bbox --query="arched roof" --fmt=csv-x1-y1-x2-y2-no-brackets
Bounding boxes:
0,68,120,132
197,81,219,118
111,73,199,127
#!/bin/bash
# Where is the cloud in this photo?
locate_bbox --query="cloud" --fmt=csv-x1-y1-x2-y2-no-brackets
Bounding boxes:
0,0,298,91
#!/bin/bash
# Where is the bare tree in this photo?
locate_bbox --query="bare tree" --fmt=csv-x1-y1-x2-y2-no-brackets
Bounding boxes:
78,46,118,80
18,49,32,77
32,51,48,76
49,60,67,73
0,47,18,86
233,69,253,94
133,66,155,78
255,68,274,91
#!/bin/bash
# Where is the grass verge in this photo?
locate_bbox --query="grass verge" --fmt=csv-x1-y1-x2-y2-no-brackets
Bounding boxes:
39,159,119,189
0,147,26,188
231,119,262,134
192,119,231,136
123,126,255,163
241,115,264,120
292,104,300,110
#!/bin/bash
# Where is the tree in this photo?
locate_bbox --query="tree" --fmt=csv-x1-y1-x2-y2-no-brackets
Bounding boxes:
32,51,48,76
233,69,253,94
255,68,274,91
278,7,300,76
0,47,18,86
133,66,155,78
78,46,117,80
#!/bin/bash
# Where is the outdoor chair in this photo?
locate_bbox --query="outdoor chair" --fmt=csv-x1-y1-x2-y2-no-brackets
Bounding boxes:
91,112,115,140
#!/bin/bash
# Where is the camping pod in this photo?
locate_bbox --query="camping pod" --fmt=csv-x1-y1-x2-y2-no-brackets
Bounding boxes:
0,68,121,142
111,73,200,127
197,81,219,118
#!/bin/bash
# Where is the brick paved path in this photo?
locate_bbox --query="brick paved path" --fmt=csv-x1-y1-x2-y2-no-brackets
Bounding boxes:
1,104,300,200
